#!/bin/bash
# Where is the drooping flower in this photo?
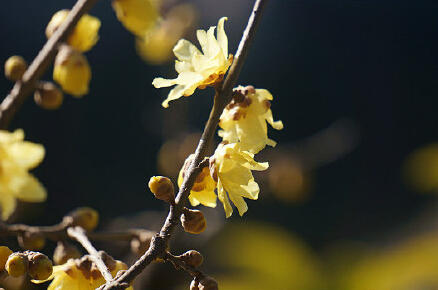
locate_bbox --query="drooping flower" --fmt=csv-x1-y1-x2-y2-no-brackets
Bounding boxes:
152,17,233,108
46,10,101,52
0,129,46,220
112,0,159,36
178,154,217,208
219,86,284,154
53,45,91,97
211,143,268,217
32,256,132,290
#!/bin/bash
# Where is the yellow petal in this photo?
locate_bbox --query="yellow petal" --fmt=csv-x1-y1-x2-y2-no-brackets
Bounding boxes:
0,193,16,220
7,141,45,169
15,174,47,203
217,17,228,57
173,39,201,62
0,129,24,144
112,0,159,36
228,193,248,216
217,179,233,218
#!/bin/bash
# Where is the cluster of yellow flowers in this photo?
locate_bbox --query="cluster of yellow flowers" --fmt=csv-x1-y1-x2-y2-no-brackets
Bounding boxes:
0,130,46,220
33,255,131,290
47,10,101,98
153,17,283,217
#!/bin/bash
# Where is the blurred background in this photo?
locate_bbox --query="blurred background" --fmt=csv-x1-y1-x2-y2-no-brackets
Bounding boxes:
2,0,438,289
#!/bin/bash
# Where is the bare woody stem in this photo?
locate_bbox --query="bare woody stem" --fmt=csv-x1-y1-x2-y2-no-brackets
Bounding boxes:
67,226,114,284
0,0,99,129
99,0,268,289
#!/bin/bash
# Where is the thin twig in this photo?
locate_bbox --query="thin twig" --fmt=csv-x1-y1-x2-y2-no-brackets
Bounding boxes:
67,226,114,283
0,0,99,129
98,0,268,289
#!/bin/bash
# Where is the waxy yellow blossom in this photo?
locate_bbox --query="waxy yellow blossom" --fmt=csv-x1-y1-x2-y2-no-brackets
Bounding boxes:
178,155,217,208
211,143,268,217
112,0,159,36
219,86,284,154
46,10,101,52
0,130,46,220
53,45,91,97
33,257,132,290
152,17,233,108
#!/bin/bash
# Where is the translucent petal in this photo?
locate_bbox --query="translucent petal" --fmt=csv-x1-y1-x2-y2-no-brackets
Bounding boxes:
256,88,274,100
7,142,45,169
217,17,228,57
196,29,208,55
162,84,187,108
173,39,201,62
206,26,220,58
175,60,193,74
228,193,248,216
241,179,260,200
152,77,178,88
0,129,24,143
15,174,47,202
217,179,233,218
189,190,217,208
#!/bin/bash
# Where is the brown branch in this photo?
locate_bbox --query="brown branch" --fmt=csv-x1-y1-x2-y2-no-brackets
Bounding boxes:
67,226,114,284
98,0,269,289
0,0,99,129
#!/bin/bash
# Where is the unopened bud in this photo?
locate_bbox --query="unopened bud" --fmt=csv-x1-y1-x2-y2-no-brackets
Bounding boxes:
53,241,81,265
17,232,46,251
130,231,153,256
198,276,218,290
0,246,13,271
180,208,206,234
4,55,27,81
179,250,203,268
5,253,28,277
34,82,64,110
66,207,99,231
28,252,53,280
148,176,175,203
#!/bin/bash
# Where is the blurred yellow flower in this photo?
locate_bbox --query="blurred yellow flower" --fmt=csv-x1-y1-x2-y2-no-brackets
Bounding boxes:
219,86,283,154
152,17,233,108
0,129,46,220
136,3,197,65
33,258,132,290
178,155,217,208
46,10,101,52
112,0,159,36
211,143,268,217
53,45,91,97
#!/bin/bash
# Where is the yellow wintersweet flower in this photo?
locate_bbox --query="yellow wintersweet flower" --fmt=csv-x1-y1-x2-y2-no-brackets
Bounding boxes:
112,0,159,36
178,154,217,208
0,129,46,220
33,257,132,290
46,10,101,52
211,143,268,217
152,17,233,108
219,86,284,154
53,45,91,97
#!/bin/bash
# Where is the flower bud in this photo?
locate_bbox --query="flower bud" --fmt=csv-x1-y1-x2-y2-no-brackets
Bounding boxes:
53,241,81,265
28,252,53,280
5,253,28,277
180,208,206,234
0,246,13,271
53,45,91,97
66,207,99,231
4,55,27,81
34,82,64,110
46,10,101,52
148,176,175,203
179,250,203,268
130,230,153,256
190,279,199,290
17,232,46,251
198,276,218,290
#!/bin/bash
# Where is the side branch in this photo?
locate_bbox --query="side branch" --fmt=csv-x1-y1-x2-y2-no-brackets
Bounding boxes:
0,0,99,129
99,0,268,289
67,226,114,283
